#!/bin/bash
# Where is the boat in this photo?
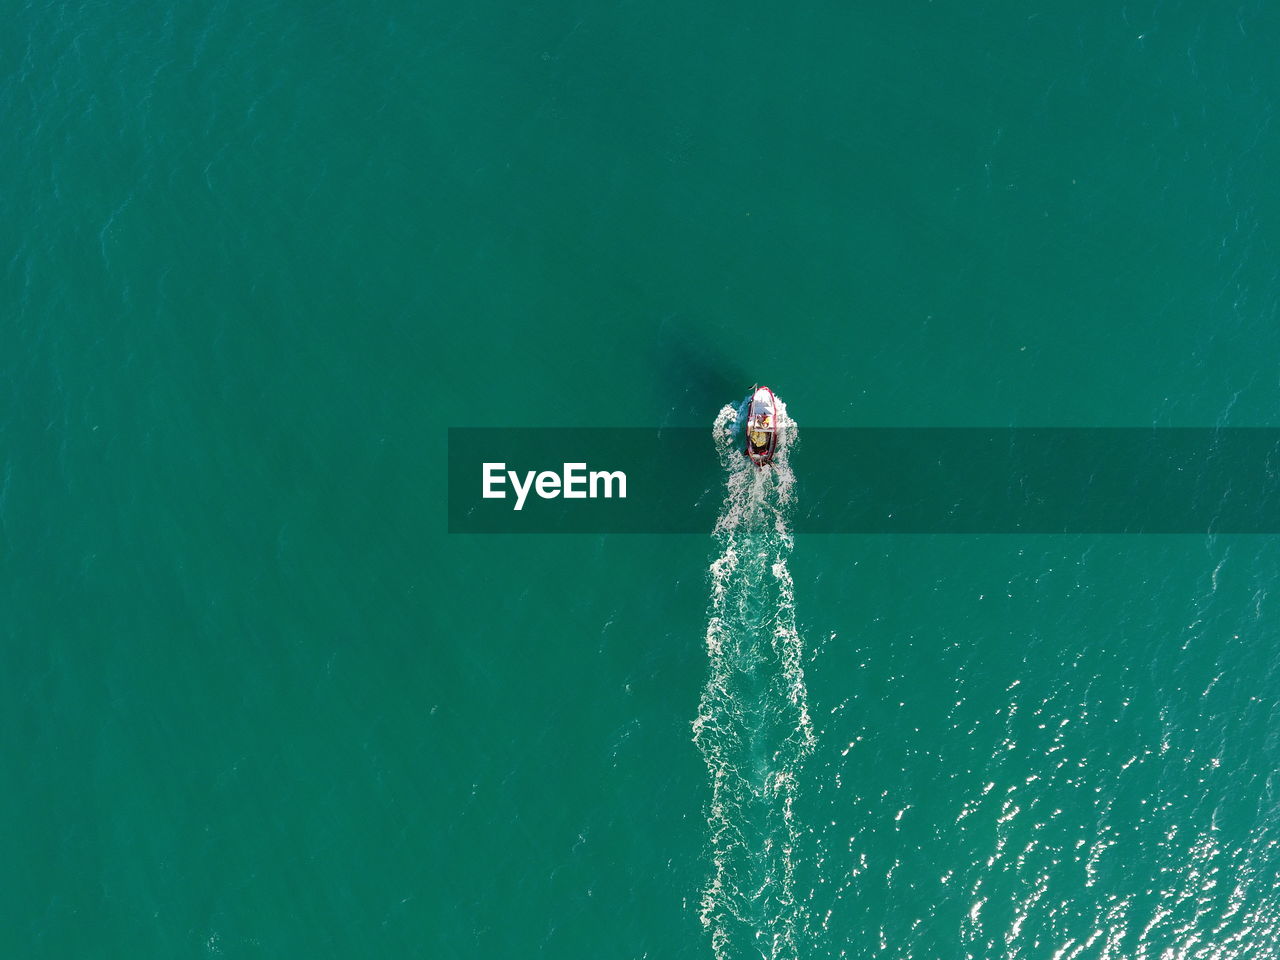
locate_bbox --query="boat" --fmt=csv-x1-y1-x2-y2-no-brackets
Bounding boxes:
744,385,778,466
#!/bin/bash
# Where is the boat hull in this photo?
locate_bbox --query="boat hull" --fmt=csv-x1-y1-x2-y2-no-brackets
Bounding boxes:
744,385,778,466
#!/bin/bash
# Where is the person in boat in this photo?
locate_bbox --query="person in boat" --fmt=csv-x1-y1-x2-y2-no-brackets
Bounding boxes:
748,413,772,450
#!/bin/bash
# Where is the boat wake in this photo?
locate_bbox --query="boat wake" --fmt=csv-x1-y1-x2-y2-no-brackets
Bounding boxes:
693,395,815,960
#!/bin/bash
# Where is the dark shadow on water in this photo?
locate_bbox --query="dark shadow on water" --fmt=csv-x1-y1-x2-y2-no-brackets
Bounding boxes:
651,321,752,427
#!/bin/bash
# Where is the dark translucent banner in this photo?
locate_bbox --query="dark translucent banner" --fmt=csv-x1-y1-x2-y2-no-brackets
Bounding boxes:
447,428,1280,533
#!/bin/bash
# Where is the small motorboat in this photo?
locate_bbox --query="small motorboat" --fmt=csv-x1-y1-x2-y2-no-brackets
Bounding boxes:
744,385,778,466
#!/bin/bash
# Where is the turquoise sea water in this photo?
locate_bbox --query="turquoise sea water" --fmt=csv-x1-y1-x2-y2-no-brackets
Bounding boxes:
5,2,1280,957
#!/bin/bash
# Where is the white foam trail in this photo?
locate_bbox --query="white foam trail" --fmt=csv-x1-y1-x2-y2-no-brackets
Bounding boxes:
693,395,815,960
